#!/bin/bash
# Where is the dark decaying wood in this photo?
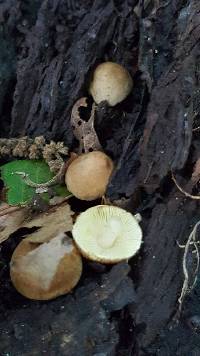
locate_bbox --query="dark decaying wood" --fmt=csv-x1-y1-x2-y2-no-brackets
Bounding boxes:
0,262,136,355
1,0,200,355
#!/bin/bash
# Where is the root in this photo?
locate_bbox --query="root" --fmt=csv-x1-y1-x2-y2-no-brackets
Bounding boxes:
172,173,200,200
178,221,200,314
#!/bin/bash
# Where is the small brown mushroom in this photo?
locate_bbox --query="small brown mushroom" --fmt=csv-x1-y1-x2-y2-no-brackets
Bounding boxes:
65,151,114,201
10,233,82,300
89,62,133,106
72,205,142,264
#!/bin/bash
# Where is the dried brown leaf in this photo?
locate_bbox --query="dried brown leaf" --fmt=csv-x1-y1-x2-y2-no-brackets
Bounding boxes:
71,97,102,154
0,206,29,244
23,204,74,243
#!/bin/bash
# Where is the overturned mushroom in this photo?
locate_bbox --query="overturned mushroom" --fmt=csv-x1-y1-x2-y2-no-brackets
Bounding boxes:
72,205,142,264
65,151,114,201
10,233,82,300
89,62,133,106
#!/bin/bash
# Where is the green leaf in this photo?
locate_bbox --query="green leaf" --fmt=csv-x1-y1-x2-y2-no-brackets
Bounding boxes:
1,160,54,205
53,184,71,197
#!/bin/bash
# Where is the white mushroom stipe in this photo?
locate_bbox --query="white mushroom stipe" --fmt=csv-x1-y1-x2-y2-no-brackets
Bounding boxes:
97,217,122,249
134,213,142,223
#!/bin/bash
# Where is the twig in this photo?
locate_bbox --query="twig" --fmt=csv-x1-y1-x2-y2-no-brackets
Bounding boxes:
49,194,73,206
172,173,200,200
193,126,200,132
144,162,154,184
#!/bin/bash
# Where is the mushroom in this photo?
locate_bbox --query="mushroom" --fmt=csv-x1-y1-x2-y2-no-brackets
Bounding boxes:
65,151,114,201
10,233,82,300
72,205,142,264
89,62,133,106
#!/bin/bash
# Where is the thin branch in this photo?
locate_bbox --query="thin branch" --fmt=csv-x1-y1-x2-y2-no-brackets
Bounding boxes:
172,173,200,200
193,126,200,132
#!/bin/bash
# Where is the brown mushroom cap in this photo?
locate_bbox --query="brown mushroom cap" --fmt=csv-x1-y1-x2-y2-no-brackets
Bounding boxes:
89,62,133,106
65,151,114,201
72,205,143,264
10,233,82,300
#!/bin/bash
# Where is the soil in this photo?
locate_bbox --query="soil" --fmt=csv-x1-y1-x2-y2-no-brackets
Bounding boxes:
0,0,200,355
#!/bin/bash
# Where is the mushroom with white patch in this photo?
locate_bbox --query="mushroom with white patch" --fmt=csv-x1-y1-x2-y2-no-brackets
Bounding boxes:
10,233,82,300
89,62,133,106
72,205,142,264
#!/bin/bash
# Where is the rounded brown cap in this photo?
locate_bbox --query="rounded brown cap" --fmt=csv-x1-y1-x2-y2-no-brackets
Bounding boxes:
65,151,114,201
89,62,133,106
10,233,82,300
72,205,142,264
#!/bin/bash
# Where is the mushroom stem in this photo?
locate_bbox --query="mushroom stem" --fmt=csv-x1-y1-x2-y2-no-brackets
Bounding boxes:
97,217,122,249
97,231,117,249
134,213,142,223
